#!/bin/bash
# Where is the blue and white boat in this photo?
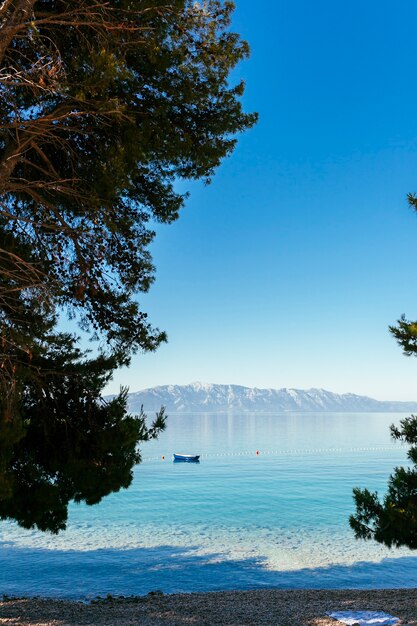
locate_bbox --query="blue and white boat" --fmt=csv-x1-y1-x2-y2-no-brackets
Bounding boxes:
173,453,200,462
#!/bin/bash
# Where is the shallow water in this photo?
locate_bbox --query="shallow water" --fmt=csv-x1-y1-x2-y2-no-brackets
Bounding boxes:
1,412,416,598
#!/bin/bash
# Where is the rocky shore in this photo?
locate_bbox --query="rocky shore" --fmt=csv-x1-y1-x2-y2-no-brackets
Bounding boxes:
0,588,416,625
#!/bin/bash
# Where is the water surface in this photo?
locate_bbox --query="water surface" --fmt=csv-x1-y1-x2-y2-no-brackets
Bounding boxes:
1,412,416,597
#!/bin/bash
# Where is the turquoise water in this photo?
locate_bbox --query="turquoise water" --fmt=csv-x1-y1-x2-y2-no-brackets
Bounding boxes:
1,412,417,598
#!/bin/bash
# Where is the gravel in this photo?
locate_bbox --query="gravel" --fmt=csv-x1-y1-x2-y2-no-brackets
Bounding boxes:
0,588,416,625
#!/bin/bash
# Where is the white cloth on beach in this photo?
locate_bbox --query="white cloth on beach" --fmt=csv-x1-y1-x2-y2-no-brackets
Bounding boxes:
327,611,399,625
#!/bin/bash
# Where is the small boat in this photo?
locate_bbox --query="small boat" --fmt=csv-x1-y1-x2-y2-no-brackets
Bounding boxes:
173,453,200,462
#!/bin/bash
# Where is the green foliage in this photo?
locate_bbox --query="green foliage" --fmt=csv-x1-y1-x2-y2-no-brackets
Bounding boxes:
350,417,417,548
350,194,417,549
0,1,256,531
0,0,256,531
389,315,417,356
0,0,257,360
0,328,165,533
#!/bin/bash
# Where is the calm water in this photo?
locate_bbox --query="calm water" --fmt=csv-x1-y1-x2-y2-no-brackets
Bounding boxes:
1,412,417,598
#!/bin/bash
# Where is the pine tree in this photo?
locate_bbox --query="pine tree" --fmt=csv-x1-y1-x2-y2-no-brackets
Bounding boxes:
350,197,417,549
0,0,257,360
0,320,166,533
0,1,256,530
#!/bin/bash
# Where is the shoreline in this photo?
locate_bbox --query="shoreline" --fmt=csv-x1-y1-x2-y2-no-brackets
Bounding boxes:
1,588,416,625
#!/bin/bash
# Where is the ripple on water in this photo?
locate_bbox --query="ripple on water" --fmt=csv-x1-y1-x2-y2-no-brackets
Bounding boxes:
1,413,417,596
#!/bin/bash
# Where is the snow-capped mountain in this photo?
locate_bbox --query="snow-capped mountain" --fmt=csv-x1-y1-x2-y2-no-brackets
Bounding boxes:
119,382,417,413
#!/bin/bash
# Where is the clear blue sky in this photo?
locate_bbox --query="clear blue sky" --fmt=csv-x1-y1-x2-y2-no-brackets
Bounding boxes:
105,0,417,400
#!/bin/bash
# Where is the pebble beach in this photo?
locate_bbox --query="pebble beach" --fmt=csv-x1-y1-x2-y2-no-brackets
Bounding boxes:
0,589,416,626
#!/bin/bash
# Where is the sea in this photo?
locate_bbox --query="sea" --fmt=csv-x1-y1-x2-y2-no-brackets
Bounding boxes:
1,411,417,599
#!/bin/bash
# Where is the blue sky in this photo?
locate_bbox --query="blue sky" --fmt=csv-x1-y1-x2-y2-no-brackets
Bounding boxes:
105,0,417,400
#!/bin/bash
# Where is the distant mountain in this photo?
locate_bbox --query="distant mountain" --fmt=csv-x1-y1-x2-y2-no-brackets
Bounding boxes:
118,382,417,413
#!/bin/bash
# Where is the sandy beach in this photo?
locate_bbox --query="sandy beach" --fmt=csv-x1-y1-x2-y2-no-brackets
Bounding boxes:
0,589,416,626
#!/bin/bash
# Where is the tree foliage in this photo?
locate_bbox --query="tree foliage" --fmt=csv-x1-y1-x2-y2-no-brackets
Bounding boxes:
0,0,257,360
350,197,417,549
0,1,256,531
350,416,417,549
0,321,165,533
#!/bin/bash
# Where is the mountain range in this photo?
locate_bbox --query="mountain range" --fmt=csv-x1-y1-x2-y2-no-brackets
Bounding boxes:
119,382,417,414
